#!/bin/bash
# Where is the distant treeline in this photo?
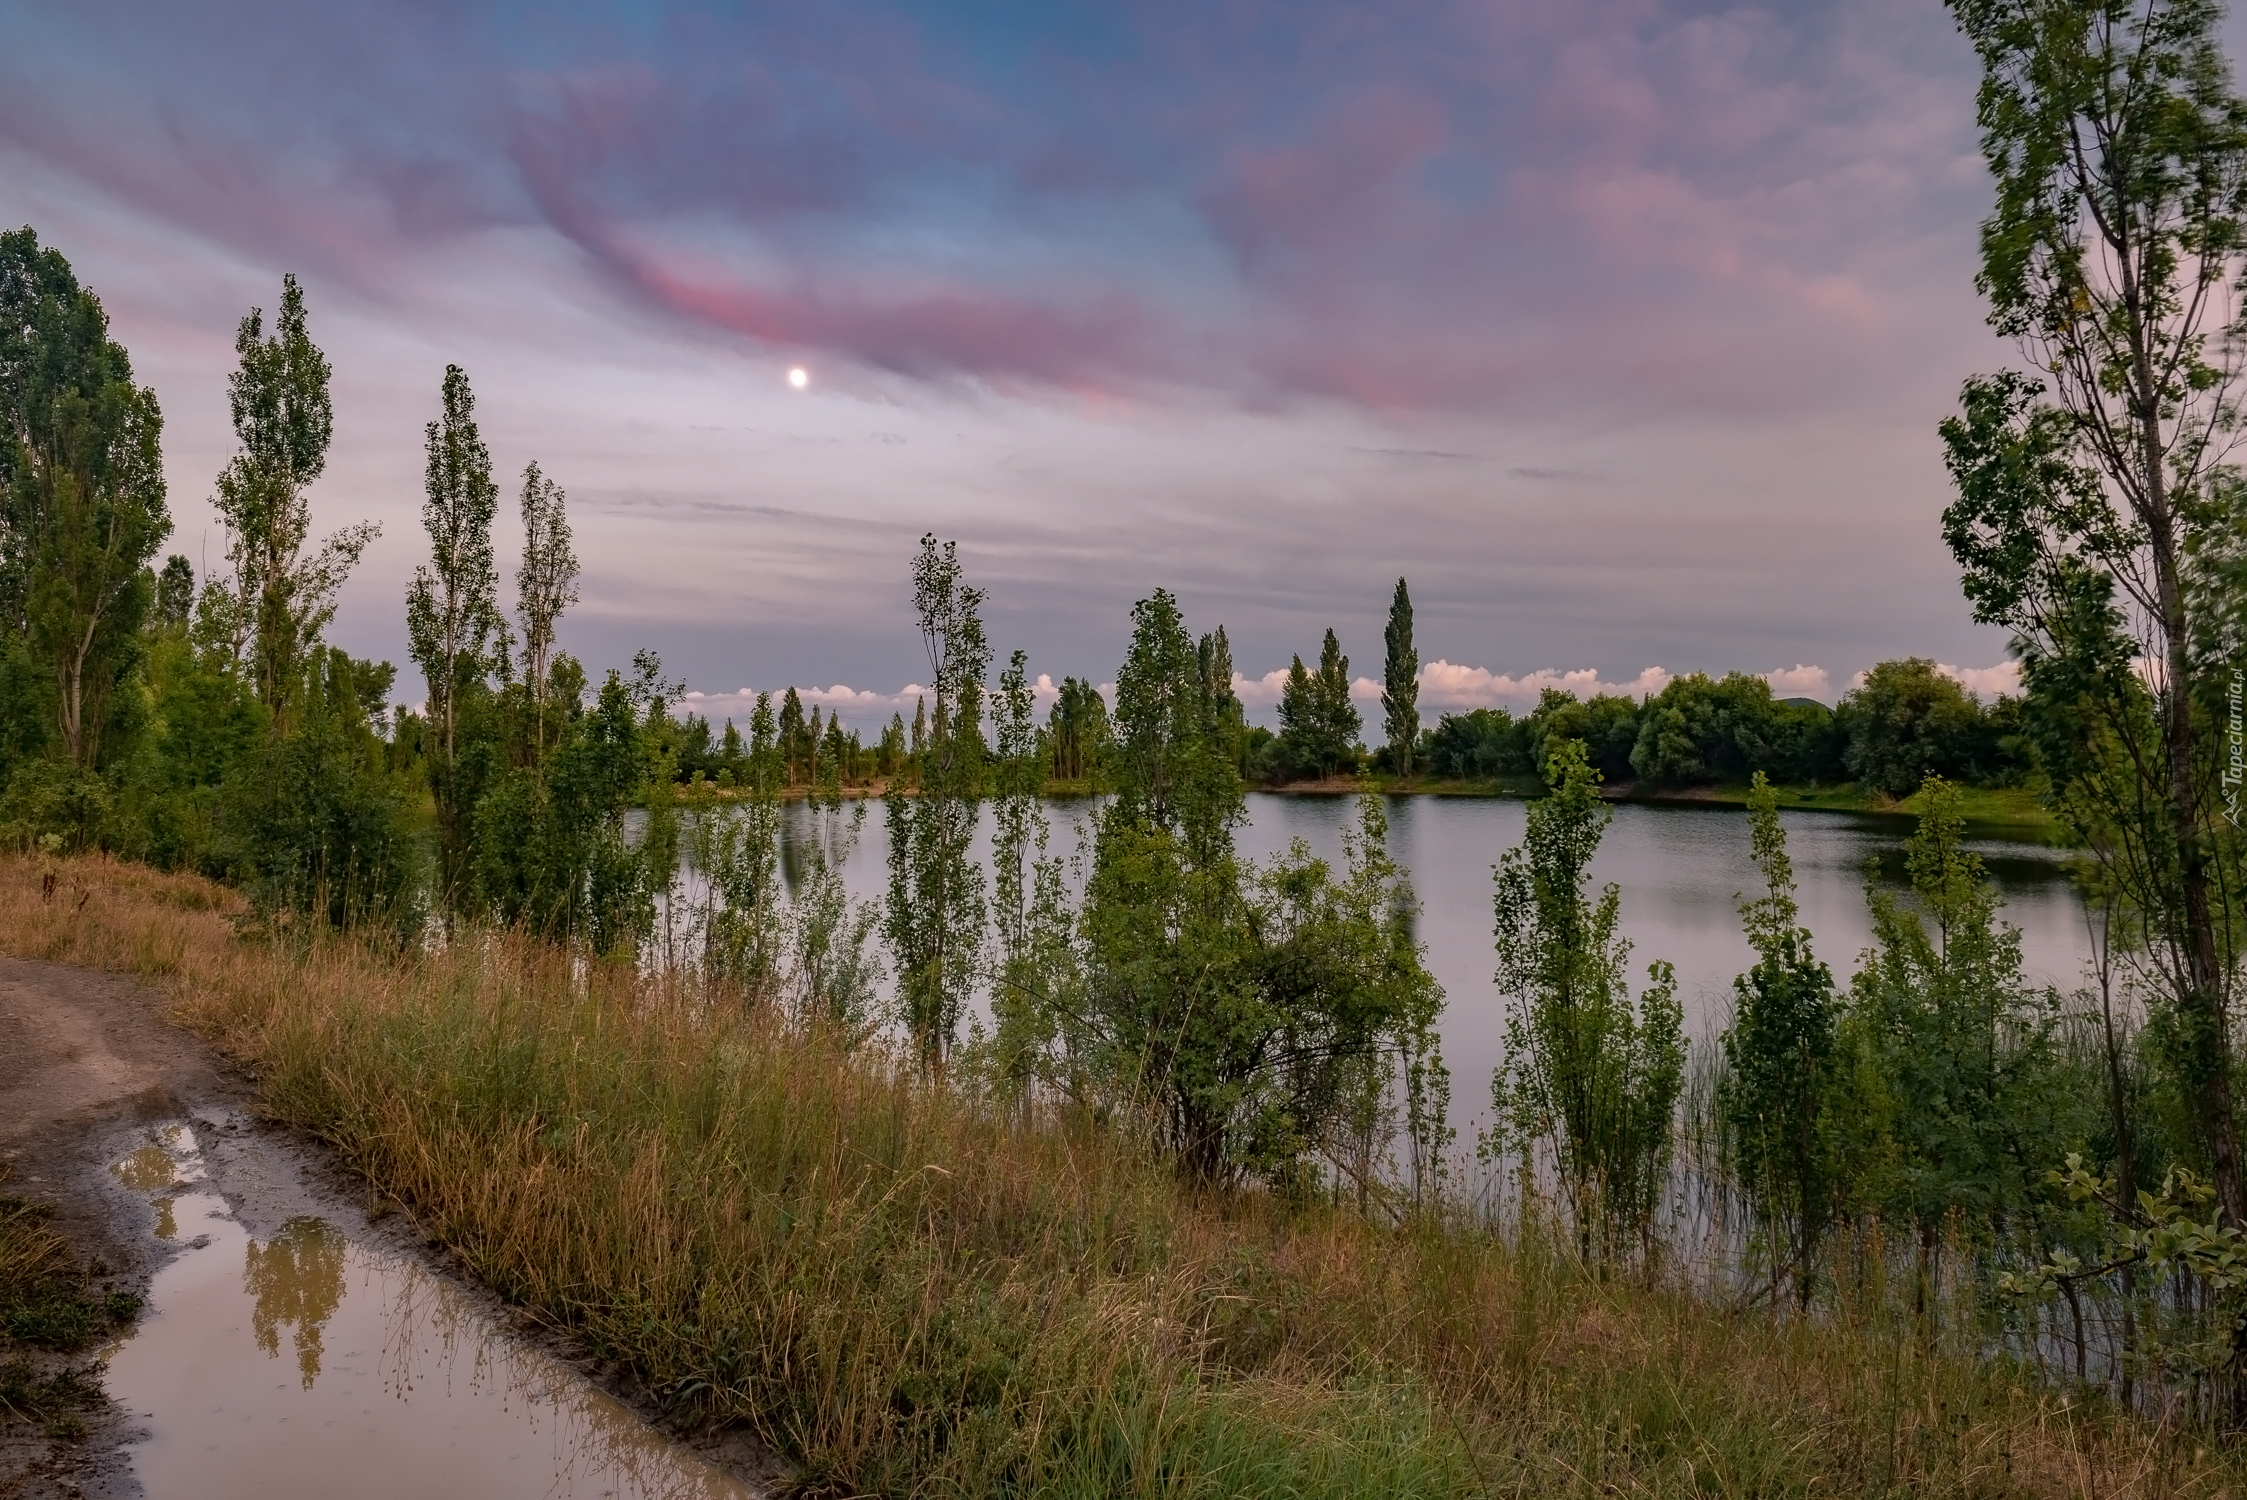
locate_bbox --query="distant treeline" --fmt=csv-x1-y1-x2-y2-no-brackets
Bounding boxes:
661,647,2028,801
1405,660,2026,795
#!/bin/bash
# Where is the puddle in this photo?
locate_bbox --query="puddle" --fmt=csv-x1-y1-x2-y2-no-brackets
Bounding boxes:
104,1125,755,1499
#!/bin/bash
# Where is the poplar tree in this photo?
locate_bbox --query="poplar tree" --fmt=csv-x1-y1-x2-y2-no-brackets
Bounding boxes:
0,229,170,767
883,535,989,1069
1277,629,1361,777
778,687,805,784
1940,0,2247,1221
1046,677,1109,781
154,556,194,629
1382,577,1420,777
211,275,376,734
991,648,1071,1090
1201,625,1245,772
407,365,503,900
1316,627,1360,765
515,461,577,754
1720,772,1839,1304
1490,739,1684,1260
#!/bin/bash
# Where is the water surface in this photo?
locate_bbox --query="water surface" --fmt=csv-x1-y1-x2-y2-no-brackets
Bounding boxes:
749,793,2091,1126
104,1124,753,1500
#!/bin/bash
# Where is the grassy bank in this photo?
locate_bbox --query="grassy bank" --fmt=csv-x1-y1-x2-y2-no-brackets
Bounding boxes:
0,853,2221,1496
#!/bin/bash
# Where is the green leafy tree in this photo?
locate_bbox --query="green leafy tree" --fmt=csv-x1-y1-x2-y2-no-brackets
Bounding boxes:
1382,577,1420,776
1719,772,1841,1304
210,275,376,733
1275,628,1361,779
1427,707,1529,779
475,667,669,953
1045,675,1110,781
407,365,505,902
878,711,906,777
778,687,806,785
154,555,194,629
1532,689,1641,783
224,646,419,931
990,649,1078,1092
1836,658,2005,795
1490,739,1685,1259
0,228,171,768
883,535,989,1069
1828,777,2074,1235
407,365,504,768
515,461,577,755
1085,590,1442,1189
1940,0,2247,1221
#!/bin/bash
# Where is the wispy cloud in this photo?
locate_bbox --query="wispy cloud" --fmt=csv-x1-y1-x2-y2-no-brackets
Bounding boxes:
0,0,2023,696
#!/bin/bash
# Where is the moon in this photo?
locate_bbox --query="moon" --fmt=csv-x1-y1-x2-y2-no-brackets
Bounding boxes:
787,366,809,389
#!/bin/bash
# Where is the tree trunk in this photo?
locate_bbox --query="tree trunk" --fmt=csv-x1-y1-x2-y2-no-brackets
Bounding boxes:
2141,404,2246,1227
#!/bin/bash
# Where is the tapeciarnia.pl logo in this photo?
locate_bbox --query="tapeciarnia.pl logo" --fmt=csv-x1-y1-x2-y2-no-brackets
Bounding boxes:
2229,668,2244,828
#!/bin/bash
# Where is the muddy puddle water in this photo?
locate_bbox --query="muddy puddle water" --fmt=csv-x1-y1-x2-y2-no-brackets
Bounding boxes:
104,1125,754,1499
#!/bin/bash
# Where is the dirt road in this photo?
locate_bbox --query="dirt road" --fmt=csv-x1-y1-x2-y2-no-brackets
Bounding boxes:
0,956,235,1500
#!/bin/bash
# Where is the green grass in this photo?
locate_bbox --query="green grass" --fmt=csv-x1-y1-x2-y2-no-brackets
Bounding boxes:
1621,778,2058,829
0,1171,138,1444
1363,773,2063,831
0,1195,137,1353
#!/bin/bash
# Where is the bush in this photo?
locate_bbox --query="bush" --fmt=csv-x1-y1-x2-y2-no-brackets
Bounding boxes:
222,651,419,931
0,760,110,854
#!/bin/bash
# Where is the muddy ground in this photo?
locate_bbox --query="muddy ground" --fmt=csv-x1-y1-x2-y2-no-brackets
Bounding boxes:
0,955,787,1500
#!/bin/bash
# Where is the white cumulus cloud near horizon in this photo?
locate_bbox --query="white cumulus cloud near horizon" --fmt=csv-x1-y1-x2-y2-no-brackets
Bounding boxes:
669,659,2025,729
678,674,1085,727
1842,661,2023,699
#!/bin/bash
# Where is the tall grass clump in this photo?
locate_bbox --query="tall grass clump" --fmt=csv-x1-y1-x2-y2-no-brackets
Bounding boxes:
5,853,2245,1496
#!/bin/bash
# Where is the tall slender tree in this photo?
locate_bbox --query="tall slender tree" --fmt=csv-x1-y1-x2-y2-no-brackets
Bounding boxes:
1383,577,1420,777
0,229,170,767
407,365,503,771
883,535,989,1069
1278,629,1362,778
1200,625,1245,772
1491,740,1684,1259
212,275,376,734
407,365,503,902
1317,628,1361,770
1940,0,2247,1221
1720,772,1839,1305
515,460,577,753
778,687,806,784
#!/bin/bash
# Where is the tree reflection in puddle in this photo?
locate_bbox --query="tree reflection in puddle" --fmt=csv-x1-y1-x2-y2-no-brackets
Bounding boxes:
243,1217,345,1388
104,1123,753,1500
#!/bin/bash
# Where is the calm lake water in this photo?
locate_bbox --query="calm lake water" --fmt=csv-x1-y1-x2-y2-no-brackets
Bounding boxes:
742,792,2092,1132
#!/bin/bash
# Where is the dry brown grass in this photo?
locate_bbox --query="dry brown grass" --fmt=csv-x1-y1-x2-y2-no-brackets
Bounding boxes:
0,850,2238,1497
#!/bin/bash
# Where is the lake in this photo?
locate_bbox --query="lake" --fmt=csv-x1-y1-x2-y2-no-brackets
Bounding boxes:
744,791,2092,1135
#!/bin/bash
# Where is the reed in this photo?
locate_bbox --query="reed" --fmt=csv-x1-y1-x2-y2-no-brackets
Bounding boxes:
1,851,2236,1497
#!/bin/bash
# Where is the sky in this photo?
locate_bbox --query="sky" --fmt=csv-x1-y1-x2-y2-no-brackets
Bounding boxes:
0,0,2084,728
